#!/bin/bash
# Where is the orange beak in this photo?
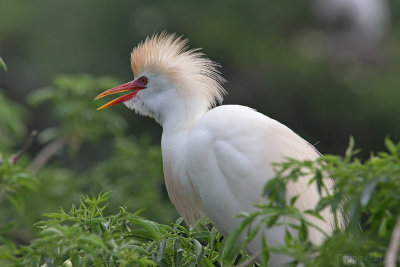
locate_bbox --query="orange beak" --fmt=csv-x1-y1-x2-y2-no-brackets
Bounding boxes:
94,79,146,110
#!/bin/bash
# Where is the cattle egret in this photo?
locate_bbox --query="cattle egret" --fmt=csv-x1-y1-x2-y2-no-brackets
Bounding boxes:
95,32,335,265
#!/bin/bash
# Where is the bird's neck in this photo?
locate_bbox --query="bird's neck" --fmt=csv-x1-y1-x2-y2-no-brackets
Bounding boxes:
160,108,207,225
159,93,211,225
160,101,209,136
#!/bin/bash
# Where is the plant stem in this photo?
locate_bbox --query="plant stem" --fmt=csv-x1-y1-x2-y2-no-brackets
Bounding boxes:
234,251,261,267
9,130,38,164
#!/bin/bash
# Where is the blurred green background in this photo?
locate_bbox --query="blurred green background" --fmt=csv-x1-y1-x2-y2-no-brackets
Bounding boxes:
0,0,399,245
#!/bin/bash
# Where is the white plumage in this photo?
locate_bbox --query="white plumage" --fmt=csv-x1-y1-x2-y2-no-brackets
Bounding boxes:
95,32,335,266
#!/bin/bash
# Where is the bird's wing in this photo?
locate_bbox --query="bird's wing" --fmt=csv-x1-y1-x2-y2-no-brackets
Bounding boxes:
186,105,333,246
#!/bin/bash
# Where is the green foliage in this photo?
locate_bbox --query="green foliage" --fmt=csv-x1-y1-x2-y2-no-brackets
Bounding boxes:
7,192,220,267
1,139,398,266
0,75,177,249
0,92,27,152
0,158,38,213
27,75,127,148
223,138,400,266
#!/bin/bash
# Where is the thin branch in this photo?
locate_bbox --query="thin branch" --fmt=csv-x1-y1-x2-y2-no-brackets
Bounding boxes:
8,130,38,164
234,251,261,267
385,216,400,267
29,139,65,173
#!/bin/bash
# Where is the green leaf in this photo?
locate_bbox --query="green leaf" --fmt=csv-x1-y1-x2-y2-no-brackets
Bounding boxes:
78,234,105,248
209,226,218,251
315,170,323,195
345,136,355,161
290,195,299,206
298,221,308,242
304,210,325,222
384,138,398,158
222,228,242,264
360,178,379,206
202,257,215,267
348,200,361,230
173,217,184,230
193,239,204,262
15,175,39,191
378,216,390,238
266,214,280,228
128,216,161,240
41,226,66,237
261,234,269,267
0,57,7,71
174,238,182,267
155,239,166,262
244,224,260,246
284,228,292,246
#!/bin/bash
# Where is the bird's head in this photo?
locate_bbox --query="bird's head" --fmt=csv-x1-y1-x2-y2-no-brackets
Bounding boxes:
95,32,226,126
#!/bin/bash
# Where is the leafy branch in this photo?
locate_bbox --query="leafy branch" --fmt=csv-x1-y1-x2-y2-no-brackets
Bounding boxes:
223,138,400,266
13,192,221,266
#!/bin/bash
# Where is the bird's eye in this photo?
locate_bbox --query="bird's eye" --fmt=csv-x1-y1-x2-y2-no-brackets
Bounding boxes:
141,76,148,85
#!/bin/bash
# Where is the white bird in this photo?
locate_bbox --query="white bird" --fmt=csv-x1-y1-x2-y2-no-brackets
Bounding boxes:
95,33,335,266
